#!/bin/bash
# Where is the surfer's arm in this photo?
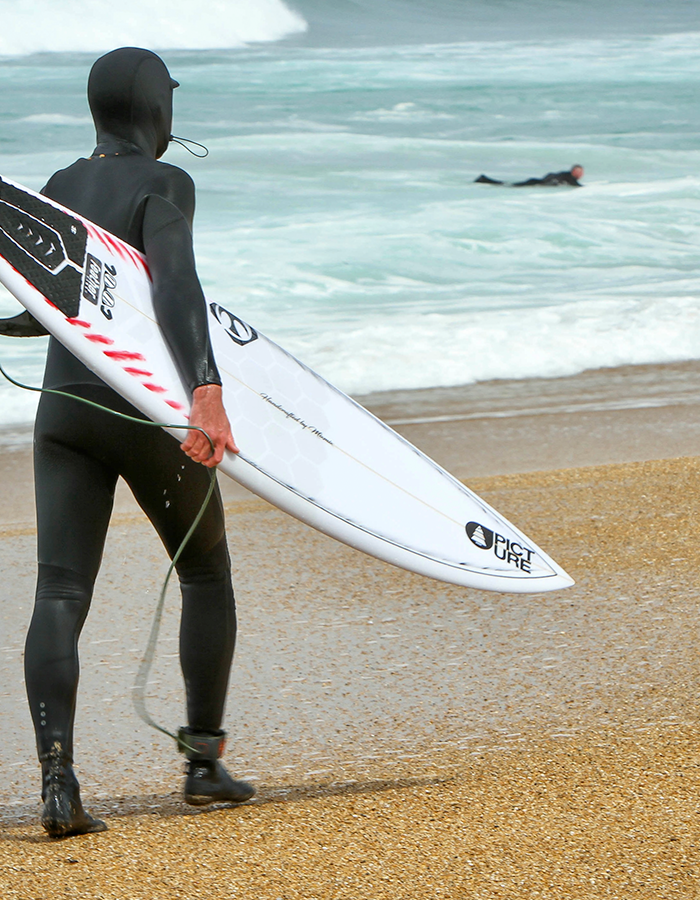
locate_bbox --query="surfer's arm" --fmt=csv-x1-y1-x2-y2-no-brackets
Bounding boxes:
142,193,220,391
142,193,237,464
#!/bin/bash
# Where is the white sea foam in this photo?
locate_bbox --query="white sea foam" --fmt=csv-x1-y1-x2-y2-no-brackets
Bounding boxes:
353,102,455,123
285,292,700,395
21,114,92,126
0,0,306,57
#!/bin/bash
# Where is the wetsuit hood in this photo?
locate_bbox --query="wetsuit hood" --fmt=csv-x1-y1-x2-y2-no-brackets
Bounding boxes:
88,47,178,160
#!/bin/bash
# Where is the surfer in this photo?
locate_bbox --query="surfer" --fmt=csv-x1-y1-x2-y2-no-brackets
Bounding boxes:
0,48,254,837
474,165,584,187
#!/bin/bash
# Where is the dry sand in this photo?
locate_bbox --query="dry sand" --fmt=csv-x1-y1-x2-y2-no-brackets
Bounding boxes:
3,361,700,898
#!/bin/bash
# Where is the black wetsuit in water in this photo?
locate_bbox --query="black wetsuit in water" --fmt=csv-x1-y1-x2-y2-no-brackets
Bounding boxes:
14,48,236,765
475,170,583,187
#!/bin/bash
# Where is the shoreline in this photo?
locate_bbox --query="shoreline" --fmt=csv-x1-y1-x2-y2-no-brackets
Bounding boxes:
3,358,700,527
4,356,700,441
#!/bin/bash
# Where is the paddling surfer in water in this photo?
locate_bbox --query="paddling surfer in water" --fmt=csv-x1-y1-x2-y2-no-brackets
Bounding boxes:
475,165,584,187
0,48,254,837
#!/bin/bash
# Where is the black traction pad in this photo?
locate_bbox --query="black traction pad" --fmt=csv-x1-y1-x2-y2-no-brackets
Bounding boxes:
0,177,87,318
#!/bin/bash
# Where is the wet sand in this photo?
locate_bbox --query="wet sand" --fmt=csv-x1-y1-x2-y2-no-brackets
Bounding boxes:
3,361,700,897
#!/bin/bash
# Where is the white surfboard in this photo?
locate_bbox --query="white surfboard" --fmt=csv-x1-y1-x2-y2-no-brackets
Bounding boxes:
0,175,573,593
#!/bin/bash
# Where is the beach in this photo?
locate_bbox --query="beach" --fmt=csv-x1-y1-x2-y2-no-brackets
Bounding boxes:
2,360,700,897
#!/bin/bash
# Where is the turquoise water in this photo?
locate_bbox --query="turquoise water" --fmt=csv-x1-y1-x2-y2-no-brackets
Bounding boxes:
0,0,699,423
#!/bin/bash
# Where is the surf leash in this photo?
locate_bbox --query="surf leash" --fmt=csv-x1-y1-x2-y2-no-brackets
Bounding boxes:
0,361,216,754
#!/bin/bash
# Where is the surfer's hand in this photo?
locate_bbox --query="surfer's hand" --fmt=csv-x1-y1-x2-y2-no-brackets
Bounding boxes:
182,384,239,467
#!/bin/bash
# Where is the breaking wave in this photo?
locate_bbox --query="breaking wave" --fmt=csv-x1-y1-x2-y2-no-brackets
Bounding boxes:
0,0,307,57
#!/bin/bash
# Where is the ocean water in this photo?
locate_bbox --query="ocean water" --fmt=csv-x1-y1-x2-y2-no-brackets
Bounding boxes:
0,0,699,425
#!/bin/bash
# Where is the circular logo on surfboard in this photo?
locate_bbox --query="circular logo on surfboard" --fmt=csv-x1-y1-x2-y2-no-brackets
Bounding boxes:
209,302,258,346
465,521,494,550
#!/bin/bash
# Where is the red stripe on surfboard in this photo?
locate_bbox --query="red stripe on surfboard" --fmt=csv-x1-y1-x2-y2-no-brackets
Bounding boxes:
88,228,113,254
125,246,143,267
103,350,146,361
123,367,153,376
85,221,150,276
166,400,186,410
116,244,150,279
66,318,91,328
85,334,114,345
90,227,115,252
104,234,128,259
143,383,168,394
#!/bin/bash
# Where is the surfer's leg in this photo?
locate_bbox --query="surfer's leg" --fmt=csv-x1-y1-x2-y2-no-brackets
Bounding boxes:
175,545,254,804
119,428,236,727
474,174,504,184
175,543,253,805
121,429,252,802
26,392,116,835
177,538,236,730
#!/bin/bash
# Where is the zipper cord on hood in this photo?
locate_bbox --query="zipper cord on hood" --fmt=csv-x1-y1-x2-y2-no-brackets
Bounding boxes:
169,135,210,158
0,360,216,755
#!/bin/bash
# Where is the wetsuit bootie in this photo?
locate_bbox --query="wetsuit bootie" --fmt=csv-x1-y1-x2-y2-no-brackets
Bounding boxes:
179,728,255,806
40,751,107,838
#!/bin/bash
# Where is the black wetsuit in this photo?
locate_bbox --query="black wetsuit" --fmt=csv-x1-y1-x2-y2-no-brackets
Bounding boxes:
474,171,582,187
16,49,237,762
513,170,582,187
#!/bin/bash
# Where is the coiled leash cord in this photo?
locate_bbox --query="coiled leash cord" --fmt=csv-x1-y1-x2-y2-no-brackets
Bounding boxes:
0,362,216,752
